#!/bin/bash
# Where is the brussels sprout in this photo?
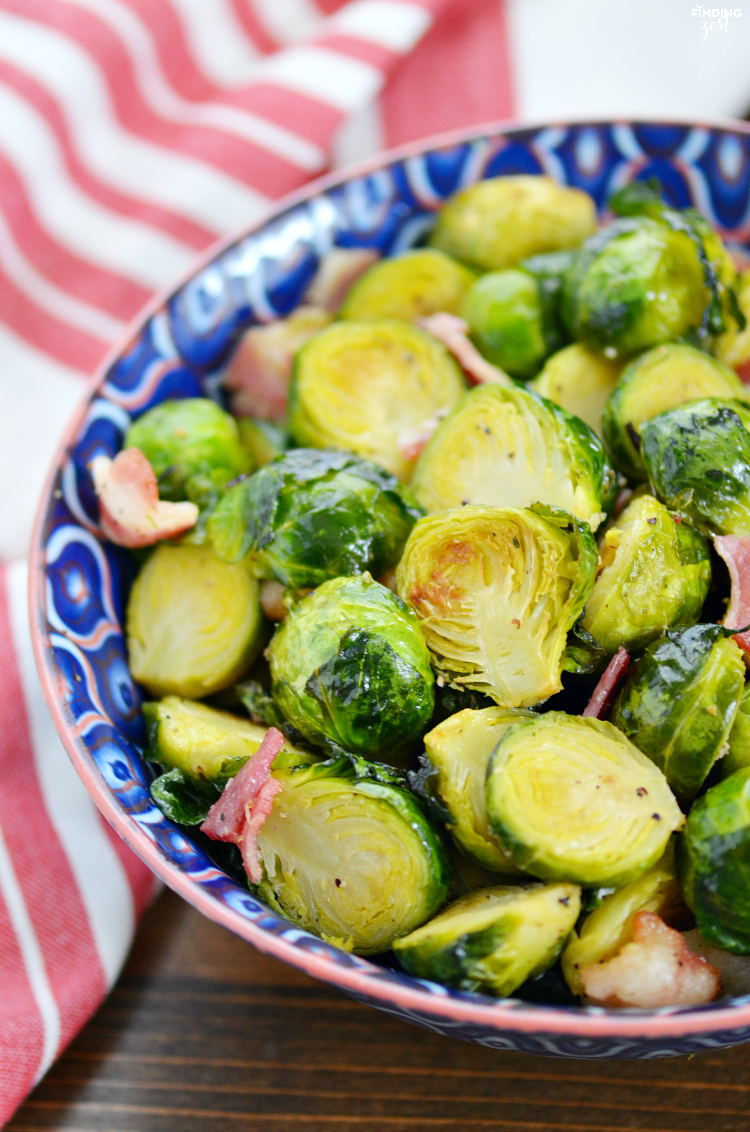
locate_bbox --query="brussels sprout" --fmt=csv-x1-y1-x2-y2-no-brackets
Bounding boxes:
125,398,252,500
531,344,623,437
396,505,597,708
255,754,450,954
678,766,750,952
582,494,711,656
602,344,749,481
237,418,289,468
562,218,707,359
423,707,534,871
410,383,615,531
561,843,682,995
485,713,684,887
724,682,750,777
641,398,750,536
714,269,750,371
521,249,577,347
339,249,476,322
461,270,548,380
267,574,434,760
610,624,745,805
127,543,263,698
429,175,596,272
207,448,422,589
288,320,465,481
393,883,581,996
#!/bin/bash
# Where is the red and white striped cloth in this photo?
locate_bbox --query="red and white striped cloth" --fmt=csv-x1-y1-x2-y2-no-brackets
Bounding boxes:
2,0,750,1123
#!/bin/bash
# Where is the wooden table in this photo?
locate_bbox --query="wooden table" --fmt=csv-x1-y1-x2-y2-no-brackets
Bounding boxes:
8,888,750,1132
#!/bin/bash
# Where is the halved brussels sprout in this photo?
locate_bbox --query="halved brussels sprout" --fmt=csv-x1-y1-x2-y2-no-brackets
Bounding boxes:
531,344,623,437
393,883,581,996
582,494,711,655
724,682,750,778
429,175,596,272
610,624,745,805
602,344,749,481
423,706,534,870
255,755,450,954
561,843,682,996
288,320,465,480
237,418,289,468
715,269,750,371
410,383,615,531
125,398,252,500
339,249,475,322
641,398,750,536
461,269,548,380
207,448,423,589
678,766,750,953
267,574,434,760
126,543,263,698
485,713,684,887
396,505,597,708
562,218,707,360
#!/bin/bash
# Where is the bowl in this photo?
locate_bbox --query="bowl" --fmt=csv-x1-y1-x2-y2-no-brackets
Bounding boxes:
31,117,750,1059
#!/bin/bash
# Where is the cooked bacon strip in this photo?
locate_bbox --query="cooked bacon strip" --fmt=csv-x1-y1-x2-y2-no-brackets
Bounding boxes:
91,449,198,548
304,247,379,311
582,647,630,719
397,412,447,463
201,726,286,844
714,535,750,657
581,911,722,1008
737,359,750,385
419,313,514,388
240,777,284,884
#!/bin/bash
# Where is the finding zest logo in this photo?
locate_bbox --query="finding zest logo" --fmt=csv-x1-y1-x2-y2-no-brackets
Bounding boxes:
692,6,741,38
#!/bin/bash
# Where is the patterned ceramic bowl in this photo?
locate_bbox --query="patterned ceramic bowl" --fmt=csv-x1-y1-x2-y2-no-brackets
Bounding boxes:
31,118,750,1059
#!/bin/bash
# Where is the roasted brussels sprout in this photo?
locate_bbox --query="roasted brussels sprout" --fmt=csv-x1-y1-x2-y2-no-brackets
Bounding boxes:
255,754,450,954
429,175,596,272
410,383,615,531
485,713,684,887
237,418,289,468
561,843,682,996
641,398,750,536
396,505,597,708
461,269,548,380
288,320,465,480
126,544,263,698
562,218,707,360
208,448,423,589
724,682,750,777
531,344,623,437
339,249,475,322
582,494,711,655
610,624,745,805
393,883,581,996
423,706,534,871
715,269,750,372
602,344,749,481
125,398,252,500
267,574,434,760
678,766,750,952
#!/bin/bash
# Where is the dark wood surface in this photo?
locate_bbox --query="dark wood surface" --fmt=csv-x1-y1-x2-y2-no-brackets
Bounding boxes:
8,888,750,1132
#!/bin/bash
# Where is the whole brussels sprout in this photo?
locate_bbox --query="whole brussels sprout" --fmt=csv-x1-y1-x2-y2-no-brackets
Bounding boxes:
288,319,465,481
125,398,252,500
641,398,750,536
237,418,289,468
410,382,616,532
207,448,423,589
267,574,434,761
396,505,597,708
531,343,623,437
255,754,451,954
610,624,745,805
724,682,750,778
461,269,548,379
339,249,476,322
485,713,684,887
127,544,263,699
429,175,596,272
602,344,749,481
393,883,581,997
714,269,750,371
562,218,707,360
423,707,534,871
582,494,711,656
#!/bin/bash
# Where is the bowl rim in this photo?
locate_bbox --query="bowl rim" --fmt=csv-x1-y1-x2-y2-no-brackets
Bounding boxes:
29,113,750,1041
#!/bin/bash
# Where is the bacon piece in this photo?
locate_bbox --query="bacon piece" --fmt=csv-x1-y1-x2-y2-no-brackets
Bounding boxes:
304,248,379,311
397,411,448,463
582,647,630,719
91,449,198,548
736,359,750,385
240,776,284,884
714,535,750,657
224,306,332,421
419,313,514,388
260,579,288,622
581,911,722,1008
201,726,286,844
